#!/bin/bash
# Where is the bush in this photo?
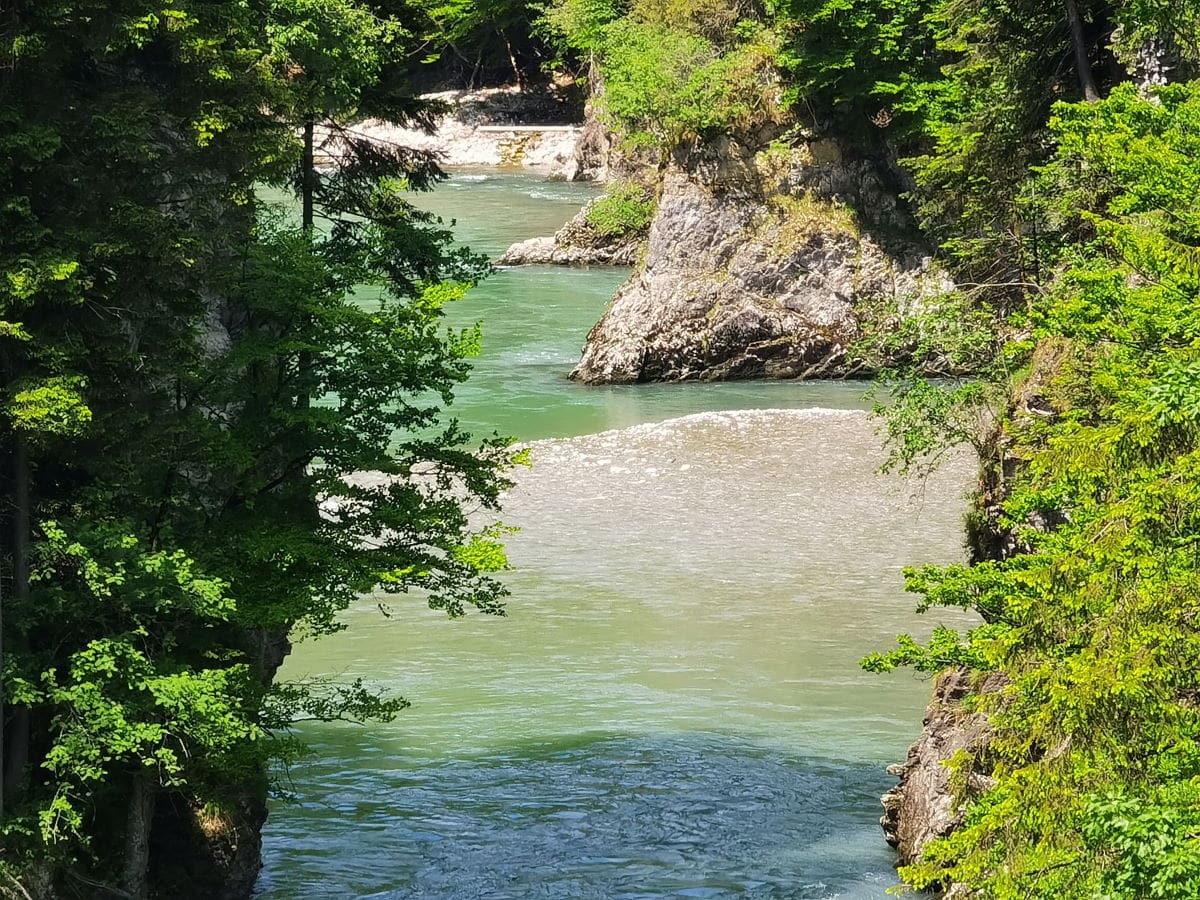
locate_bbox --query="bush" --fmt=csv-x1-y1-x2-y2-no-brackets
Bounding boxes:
597,19,780,149
584,181,656,237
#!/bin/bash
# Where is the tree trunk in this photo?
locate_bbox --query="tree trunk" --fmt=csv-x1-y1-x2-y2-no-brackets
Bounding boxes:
1,433,32,817
14,435,27,606
4,436,32,801
501,29,524,91
298,121,318,414
1,493,4,821
122,768,156,900
301,120,316,230
3,708,29,799
469,51,483,91
1064,0,1100,101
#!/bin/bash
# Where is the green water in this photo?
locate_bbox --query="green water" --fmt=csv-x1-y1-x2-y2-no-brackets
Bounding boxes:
257,171,976,899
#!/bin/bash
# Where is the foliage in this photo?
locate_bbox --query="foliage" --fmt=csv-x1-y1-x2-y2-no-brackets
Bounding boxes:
539,0,779,147
1109,0,1200,76
596,18,780,149
871,375,999,478
0,0,513,892
631,0,756,41
537,0,626,55
871,81,1200,898
414,0,548,86
541,0,752,59
857,285,1016,483
773,0,1137,286
584,181,656,237
771,0,938,134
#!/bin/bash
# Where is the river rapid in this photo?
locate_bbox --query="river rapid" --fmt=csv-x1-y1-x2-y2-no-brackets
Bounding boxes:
256,172,976,898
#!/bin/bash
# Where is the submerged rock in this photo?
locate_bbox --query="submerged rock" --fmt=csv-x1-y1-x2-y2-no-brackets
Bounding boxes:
570,135,957,384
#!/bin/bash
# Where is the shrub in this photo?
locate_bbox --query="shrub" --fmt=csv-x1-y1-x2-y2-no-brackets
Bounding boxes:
585,181,657,237
597,19,780,149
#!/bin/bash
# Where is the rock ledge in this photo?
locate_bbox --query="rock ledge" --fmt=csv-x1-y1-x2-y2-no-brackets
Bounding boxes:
882,668,1005,898
498,194,646,266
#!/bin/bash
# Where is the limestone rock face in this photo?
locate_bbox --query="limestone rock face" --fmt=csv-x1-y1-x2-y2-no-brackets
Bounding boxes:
324,87,584,178
882,669,1001,861
567,69,655,183
148,785,271,900
499,235,560,265
570,135,955,384
571,91,616,183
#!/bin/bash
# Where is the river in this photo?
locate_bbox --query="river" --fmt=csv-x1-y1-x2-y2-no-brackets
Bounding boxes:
255,171,976,898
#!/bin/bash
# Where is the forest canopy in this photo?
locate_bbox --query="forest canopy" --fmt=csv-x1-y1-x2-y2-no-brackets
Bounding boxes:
0,1,517,895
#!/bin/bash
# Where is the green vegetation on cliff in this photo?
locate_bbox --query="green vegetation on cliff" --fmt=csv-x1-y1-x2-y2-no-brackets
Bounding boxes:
8,0,1200,896
867,78,1200,899
541,0,782,150
844,9,1200,900
542,0,1200,893
584,181,656,237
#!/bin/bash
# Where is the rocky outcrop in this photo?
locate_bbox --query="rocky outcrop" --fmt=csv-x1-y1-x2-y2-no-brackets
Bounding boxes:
572,100,616,183
148,785,270,900
567,67,655,183
328,87,584,179
570,135,956,384
882,669,1004,880
498,195,646,266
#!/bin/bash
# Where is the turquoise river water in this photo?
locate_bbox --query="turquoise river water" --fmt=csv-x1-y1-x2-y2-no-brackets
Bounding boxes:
255,171,976,898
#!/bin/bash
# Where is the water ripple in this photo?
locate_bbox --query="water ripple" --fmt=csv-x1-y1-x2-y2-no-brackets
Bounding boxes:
259,733,900,899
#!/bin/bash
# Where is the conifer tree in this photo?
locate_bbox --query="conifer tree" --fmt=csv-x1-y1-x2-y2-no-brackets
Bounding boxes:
1,2,514,894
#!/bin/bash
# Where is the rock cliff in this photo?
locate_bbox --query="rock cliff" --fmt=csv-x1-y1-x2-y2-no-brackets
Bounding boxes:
881,668,1003,888
332,87,584,178
569,135,956,384
880,339,1078,895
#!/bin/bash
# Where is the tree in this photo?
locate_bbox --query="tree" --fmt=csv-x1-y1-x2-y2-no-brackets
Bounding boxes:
1,1,514,894
867,80,1200,899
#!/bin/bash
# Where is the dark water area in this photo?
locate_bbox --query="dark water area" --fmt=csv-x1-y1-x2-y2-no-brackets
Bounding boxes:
261,733,899,900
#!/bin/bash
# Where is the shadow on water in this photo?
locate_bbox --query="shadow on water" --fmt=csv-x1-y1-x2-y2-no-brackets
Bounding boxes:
257,730,901,900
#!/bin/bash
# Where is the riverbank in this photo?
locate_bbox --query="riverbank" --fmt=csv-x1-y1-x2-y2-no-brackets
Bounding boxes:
321,87,588,179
